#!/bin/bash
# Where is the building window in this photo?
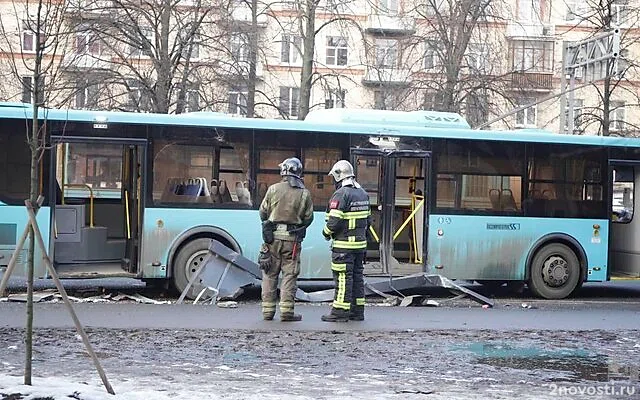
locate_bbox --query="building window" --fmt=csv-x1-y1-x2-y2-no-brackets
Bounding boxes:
231,32,249,63
517,0,540,21
228,88,248,116
326,36,348,66
280,34,302,64
424,40,437,69
75,31,101,55
613,0,630,26
565,0,582,20
466,43,489,72
515,98,537,128
180,31,200,60
610,100,625,132
378,0,398,13
511,40,553,73
325,89,345,108
374,38,398,68
130,27,154,57
564,98,584,132
279,86,299,118
21,76,32,104
126,79,150,111
423,91,445,111
75,78,100,109
21,20,43,53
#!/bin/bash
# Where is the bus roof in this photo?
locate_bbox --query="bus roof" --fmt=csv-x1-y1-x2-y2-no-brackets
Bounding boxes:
2,102,640,148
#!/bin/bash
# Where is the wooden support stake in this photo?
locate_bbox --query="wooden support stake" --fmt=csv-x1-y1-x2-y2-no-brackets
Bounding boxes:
24,200,115,395
0,196,44,298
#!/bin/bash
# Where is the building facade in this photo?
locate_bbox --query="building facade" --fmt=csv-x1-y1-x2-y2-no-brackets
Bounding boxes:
0,0,638,134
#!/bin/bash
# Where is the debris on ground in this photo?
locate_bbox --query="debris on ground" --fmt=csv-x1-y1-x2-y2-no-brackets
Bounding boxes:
216,301,238,308
395,388,435,395
2,290,171,305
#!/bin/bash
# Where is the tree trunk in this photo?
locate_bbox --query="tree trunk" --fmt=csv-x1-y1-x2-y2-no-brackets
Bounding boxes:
298,0,316,120
245,0,259,118
156,0,172,114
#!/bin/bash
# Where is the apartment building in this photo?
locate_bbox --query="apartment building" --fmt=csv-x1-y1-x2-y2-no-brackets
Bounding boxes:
0,0,637,134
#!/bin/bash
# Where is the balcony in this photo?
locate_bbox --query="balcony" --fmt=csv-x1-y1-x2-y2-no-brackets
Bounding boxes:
365,14,416,35
230,5,268,27
65,0,112,16
362,67,410,86
62,54,111,70
506,22,555,38
510,72,554,91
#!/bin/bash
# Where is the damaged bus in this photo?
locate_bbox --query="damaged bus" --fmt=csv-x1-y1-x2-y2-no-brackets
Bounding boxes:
0,103,639,299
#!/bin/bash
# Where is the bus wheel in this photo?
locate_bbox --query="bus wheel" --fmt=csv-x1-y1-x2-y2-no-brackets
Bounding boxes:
528,243,580,299
172,238,214,299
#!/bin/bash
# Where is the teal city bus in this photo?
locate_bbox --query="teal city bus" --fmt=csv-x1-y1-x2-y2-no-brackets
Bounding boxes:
0,103,639,299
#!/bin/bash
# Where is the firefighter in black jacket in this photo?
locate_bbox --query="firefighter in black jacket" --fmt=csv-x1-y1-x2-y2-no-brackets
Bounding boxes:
321,160,371,322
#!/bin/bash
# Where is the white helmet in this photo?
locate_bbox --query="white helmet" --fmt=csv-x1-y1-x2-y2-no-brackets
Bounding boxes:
328,160,355,183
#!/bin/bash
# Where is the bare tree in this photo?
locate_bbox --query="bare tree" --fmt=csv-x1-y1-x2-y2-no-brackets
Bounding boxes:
403,0,514,126
78,0,220,113
561,0,640,136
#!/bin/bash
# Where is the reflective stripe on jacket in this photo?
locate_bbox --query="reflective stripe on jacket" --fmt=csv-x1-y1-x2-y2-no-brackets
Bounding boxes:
323,184,370,251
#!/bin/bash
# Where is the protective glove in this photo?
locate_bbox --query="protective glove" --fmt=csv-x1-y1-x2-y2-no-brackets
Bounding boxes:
257,243,272,273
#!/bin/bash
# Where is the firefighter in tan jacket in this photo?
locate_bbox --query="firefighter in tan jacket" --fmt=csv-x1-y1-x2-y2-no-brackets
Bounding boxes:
258,157,314,322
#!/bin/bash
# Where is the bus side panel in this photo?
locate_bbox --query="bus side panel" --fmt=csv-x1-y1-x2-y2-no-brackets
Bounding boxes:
140,208,332,279
428,215,608,282
0,205,51,279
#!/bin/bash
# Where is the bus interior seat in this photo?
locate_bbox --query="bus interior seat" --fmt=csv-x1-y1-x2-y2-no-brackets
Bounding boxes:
529,189,542,199
211,179,221,203
489,189,500,209
218,180,233,203
542,189,554,199
257,182,268,203
236,181,252,205
500,189,517,211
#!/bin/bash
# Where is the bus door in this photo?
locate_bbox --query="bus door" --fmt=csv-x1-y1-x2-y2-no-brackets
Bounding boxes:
351,149,430,276
610,161,640,279
49,137,146,278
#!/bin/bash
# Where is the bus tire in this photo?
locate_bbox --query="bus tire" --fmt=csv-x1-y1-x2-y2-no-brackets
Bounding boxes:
528,243,580,299
172,238,213,299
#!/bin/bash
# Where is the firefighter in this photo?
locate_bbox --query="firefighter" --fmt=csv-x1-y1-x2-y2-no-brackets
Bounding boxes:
259,157,314,322
321,160,370,322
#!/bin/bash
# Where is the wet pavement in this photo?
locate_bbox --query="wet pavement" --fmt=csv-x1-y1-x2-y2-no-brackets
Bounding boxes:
1,280,640,399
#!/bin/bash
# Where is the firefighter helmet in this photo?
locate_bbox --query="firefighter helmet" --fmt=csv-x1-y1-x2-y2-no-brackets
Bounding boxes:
328,160,355,183
279,157,303,178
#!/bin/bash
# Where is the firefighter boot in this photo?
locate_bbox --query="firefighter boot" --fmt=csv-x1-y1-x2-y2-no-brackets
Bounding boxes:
349,305,365,321
280,313,302,322
321,308,350,322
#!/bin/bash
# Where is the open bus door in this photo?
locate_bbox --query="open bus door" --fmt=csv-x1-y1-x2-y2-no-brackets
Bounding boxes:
351,148,430,277
49,137,146,278
610,160,640,279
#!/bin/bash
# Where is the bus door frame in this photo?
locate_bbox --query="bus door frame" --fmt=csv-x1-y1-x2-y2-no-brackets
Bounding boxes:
49,136,148,274
608,158,640,280
350,148,431,274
